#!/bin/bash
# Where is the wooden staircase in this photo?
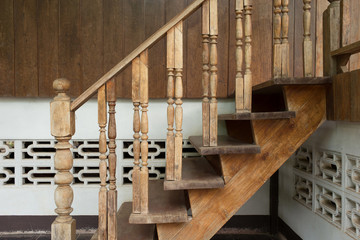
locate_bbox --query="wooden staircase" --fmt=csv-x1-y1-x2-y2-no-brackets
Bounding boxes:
48,0,349,240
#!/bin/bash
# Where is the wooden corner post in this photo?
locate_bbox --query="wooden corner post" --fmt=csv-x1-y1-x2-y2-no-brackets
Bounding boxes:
50,78,76,240
303,0,313,77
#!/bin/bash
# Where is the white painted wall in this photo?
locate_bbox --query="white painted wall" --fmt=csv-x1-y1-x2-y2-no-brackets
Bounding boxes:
0,98,269,216
279,121,360,240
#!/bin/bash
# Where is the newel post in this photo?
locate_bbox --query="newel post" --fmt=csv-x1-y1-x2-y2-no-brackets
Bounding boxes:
50,78,76,240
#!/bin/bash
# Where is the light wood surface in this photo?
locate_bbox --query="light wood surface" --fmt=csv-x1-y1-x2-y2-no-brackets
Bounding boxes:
218,111,296,120
252,77,332,91
129,180,189,224
189,135,260,155
281,0,290,77
174,22,184,180
132,57,141,213
157,85,327,240
273,0,282,79
70,0,206,111
331,40,360,57
303,0,313,77
164,157,224,190
140,50,149,213
244,0,252,111
97,85,108,240
50,79,76,240
106,79,117,240
166,27,176,181
202,0,210,146
91,202,155,240
235,0,245,112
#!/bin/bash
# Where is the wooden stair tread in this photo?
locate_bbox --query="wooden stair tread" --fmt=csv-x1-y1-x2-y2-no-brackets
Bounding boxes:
129,179,189,224
189,136,260,155
331,40,360,57
253,77,331,91
90,202,155,240
218,111,296,120
164,157,225,190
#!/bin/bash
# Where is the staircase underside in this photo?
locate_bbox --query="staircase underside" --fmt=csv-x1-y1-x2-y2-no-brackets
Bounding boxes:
157,85,327,240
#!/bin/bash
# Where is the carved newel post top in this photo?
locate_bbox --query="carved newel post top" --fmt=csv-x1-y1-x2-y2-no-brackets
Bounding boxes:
53,78,70,94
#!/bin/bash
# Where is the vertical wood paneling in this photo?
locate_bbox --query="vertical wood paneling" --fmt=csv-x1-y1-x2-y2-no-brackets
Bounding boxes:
14,0,38,97
315,0,329,77
119,0,145,99
349,0,360,70
293,0,316,77
59,0,82,97
228,0,236,96
104,0,124,98
0,0,14,96
81,0,104,89
287,0,295,77
38,0,59,97
145,0,166,98
251,0,272,85
216,0,229,97
186,5,202,98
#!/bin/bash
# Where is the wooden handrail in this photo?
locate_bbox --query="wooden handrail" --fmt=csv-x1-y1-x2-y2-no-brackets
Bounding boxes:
331,40,360,57
70,0,206,112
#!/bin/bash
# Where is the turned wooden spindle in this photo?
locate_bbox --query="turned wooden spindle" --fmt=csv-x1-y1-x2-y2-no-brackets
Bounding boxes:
273,0,282,78
132,57,141,213
235,0,244,112
244,0,252,112
209,0,218,146
281,0,290,77
106,79,117,240
50,78,76,240
202,0,210,146
303,0,313,77
166,27,176,181
140,50,149,212
98,85,108,240
174,21,183,180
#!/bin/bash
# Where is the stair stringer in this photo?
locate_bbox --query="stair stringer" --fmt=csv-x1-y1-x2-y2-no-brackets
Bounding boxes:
157,85,327,240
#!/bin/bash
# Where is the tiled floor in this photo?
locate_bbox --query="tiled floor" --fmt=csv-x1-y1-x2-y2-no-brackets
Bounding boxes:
0,233,277,240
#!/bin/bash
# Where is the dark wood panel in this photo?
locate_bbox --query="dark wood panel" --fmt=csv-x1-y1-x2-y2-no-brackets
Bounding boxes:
14,0,38,97
38,0,59,97
0,0,15,96
103,0,123,97
146,0,166,98
81,0,104,90
228,0,236,96
252,0,273,85
351,70,360,121
59,0,82,97
333,72,351,121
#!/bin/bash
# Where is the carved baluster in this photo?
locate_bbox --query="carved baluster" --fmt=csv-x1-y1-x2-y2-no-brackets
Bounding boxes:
273,0,282,78
132,57,141,213
281,0,290,77
98,85,108,240
174,21,183,180
202,0,210,146
106,79,117,240
235,0,244,112
209,0,218,146
140,50,149,212
244,0,252,112
303,0,313,77
166,28,176,180
50,78,76,240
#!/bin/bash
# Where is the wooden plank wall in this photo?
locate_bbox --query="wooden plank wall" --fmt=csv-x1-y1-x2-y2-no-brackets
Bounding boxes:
0,0,356,98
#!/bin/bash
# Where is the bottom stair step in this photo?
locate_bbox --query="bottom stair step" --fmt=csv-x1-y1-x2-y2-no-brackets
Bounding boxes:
129,179,189,224
90,202,155,240
164,157,225,190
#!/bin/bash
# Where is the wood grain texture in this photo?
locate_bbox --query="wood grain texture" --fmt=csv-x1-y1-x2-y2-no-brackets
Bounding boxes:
349,0,360,71
59,0,82,97
351,70,360,121
188,135,260,155
157,85,327,240
129,180,189,224
14,0,38,97
0,0,14,96
315,0,329,77
164,157,224,190
252,77,332,91
218,111,296,120
81,0,104,90
91,202,155,240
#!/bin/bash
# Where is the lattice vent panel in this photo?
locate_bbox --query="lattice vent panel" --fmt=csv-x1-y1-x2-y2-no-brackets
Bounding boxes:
293,146,360,239
0,139,199,187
